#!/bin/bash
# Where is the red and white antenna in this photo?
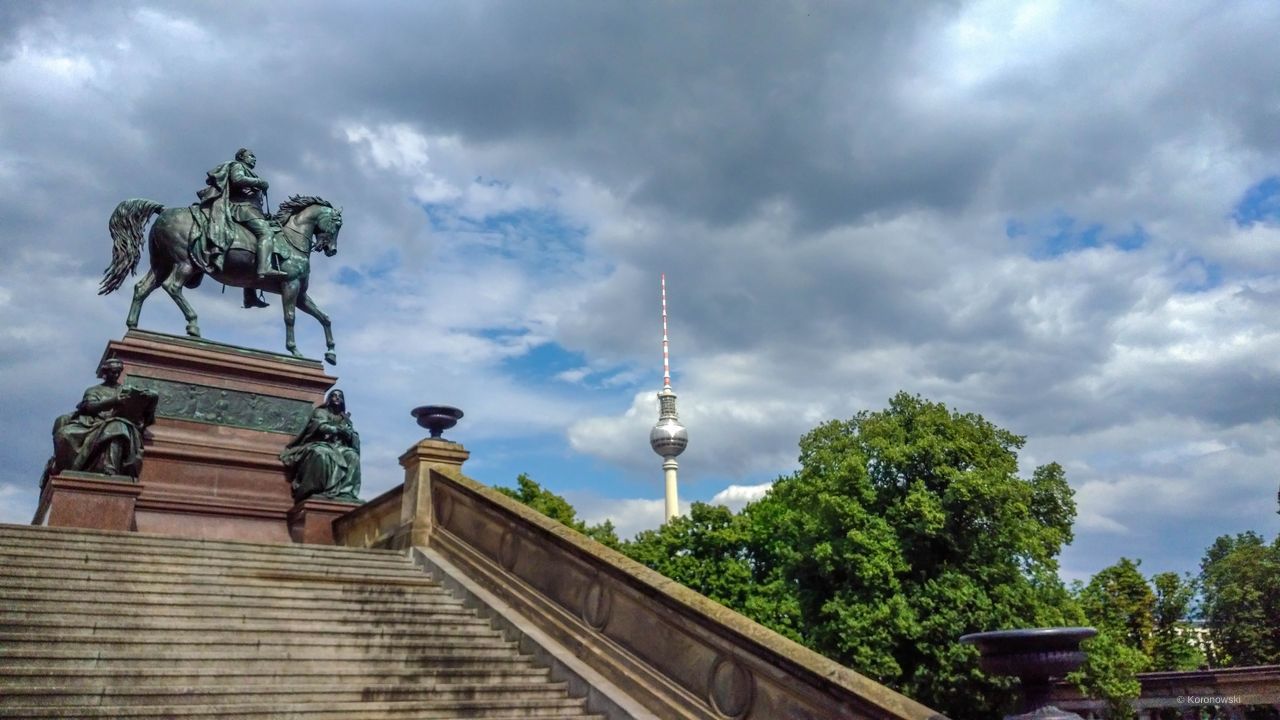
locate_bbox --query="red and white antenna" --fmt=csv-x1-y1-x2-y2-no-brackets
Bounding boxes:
661,273,671,390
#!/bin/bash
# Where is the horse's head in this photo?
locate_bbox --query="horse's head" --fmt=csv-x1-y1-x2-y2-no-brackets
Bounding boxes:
275,196,342,257
315,205,343,257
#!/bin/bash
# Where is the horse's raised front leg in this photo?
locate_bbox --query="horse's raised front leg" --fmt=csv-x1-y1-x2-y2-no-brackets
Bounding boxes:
160,266,200,337
297,293,337,365
280,280,304,358
126,269,160,330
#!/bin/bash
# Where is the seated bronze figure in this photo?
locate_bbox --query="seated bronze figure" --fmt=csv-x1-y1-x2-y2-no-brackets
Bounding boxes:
281,389,361,503
43,358,157,484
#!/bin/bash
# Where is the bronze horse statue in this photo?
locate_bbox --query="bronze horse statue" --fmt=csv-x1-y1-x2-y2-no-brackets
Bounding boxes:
100,195,343,365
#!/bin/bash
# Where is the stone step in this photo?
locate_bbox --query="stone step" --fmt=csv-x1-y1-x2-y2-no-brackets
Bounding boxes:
0,648,540,670
0,603,482,626
0,526,600,719
1,576,454,603
0,524,403,562
0,697,603,719
0,618,502,640
0,543,416,573
0,529,410,558
0,556,431,584
0,631,517,652
0,610,497,632
1,680,574,708
0,666,553,687
0,588,466,612
0,561,440,589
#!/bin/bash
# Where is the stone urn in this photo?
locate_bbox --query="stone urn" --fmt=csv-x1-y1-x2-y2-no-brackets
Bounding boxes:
411,405,464,439
960,627,1096,720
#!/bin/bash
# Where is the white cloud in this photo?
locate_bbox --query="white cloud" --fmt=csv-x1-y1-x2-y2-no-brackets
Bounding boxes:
555,367,590,384
709,482,774,511
1,1,1278,583
0,483,38,525
576,496,692,541
570,480,773,540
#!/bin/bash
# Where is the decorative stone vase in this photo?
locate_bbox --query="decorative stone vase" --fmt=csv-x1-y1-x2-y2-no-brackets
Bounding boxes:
960,627,1096,720
411,405,464,439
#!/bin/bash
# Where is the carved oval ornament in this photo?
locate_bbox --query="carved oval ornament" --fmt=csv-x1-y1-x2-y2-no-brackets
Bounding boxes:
498,528,520,571
433,487,452,527
707,656,754,719
581,576,612,630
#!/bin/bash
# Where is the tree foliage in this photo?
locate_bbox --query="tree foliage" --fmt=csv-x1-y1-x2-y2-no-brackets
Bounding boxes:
1199,531,1280,666
495,473,621,549
622,392,1080,720
1068,631,1147,720
1070,559,1205,716
1150,571,1203,672
625,503,764,617
1078,558,1155,655
1071,558,1155,717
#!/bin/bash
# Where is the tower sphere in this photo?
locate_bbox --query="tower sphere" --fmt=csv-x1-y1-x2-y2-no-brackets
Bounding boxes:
650,419,688,458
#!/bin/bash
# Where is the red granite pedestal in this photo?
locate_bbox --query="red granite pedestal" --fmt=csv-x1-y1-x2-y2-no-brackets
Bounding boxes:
37,472,143,531
288,497,362,545
90,330,339,542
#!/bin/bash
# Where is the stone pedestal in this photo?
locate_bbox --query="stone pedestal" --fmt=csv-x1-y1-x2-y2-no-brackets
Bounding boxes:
38,472,143,531
288,497,361,545
100,330,336,542
398,439,471,548
333,438,470,550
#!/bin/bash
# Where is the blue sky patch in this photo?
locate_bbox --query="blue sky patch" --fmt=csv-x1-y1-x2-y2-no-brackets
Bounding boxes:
503,340,586,379
333,249,401,288
1232,176,1280,227
422,199,588,272
499,340,642,400
479,207,585,243
333,266,364,288
1008,213,1148,259
422,202,455,232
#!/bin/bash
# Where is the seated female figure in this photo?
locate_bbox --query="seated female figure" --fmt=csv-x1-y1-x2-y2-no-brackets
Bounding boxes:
280,389,361,503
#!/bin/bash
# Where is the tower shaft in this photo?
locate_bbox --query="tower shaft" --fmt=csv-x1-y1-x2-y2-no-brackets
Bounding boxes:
664,458,679,522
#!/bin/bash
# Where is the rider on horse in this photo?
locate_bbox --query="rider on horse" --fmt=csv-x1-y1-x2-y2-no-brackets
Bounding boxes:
196,148,284,308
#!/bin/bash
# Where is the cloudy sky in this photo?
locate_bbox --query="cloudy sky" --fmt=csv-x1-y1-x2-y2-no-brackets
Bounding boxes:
2,0,1278,582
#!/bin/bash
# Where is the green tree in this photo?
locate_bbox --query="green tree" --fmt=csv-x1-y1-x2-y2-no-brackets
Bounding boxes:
1199,532,1280,666
1150,571,1203,672
1071,558,1156,717
1068,631,1147,720
496,473,621,549
627,393,1080,720
1078,558,1155,655
624,503,760,616
757,394,1080,718
621,502,806,642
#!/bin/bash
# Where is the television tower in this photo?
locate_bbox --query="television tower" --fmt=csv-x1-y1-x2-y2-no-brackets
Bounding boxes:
649,273,687,522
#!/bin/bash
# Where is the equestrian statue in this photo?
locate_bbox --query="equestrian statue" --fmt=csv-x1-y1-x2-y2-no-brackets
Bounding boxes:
99,148,344,365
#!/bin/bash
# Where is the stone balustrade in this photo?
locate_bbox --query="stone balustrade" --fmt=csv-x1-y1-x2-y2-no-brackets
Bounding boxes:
335,436,947,720
1048,665,1280,719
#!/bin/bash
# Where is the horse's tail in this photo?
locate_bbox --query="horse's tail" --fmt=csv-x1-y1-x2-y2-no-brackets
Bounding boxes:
100,199,164,295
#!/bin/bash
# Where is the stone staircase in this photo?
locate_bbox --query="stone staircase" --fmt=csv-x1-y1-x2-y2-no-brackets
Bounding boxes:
0,524,606,719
